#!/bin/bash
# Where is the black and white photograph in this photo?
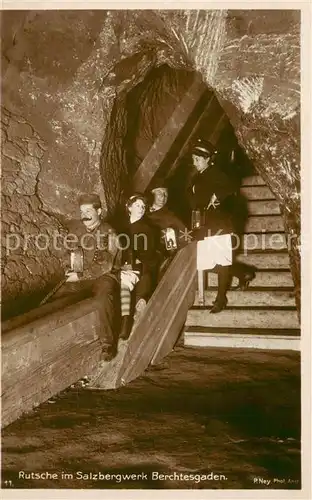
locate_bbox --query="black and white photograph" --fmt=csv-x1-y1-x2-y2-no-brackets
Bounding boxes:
1,3,311,498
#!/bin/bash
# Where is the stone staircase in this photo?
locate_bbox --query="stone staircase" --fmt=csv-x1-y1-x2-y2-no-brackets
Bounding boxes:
184,174,300,351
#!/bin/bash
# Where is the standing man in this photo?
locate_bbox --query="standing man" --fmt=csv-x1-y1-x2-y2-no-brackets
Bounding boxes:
53,194,138,361
187,139,256,313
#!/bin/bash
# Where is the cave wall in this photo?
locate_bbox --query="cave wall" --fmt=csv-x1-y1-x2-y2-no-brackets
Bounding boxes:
1,9,301,313
206,10,301,312
1,107,66,319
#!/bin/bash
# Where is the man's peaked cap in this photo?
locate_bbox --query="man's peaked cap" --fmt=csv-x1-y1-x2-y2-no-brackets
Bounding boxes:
78,193,102,209
192,138,217,158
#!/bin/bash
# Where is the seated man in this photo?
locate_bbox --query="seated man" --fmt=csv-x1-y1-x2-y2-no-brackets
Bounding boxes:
148,182,188,254
52,193,138,361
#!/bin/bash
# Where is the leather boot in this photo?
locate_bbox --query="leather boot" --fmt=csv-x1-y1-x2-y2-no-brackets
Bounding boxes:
210,296,228,314
119,315,132,341
210,265,231,314
99,343,116,362
231,263,256,290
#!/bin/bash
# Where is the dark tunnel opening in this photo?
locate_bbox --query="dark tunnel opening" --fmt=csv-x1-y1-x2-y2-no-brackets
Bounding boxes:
101,63,254,233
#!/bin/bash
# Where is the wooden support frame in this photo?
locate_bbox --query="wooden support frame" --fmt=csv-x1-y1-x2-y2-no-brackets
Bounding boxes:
133,74,207,192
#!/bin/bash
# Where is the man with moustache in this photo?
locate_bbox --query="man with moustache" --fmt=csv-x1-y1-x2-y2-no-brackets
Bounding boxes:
52,194,138,361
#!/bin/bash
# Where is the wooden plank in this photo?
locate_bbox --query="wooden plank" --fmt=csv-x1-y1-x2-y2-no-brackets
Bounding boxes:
1,306,102,428
1,297,98,351
240,233,287,251
150,266,197,366
2,340,101,428
193,290,296,307
1,309,99,388
241,186,275,200
242,175,266,186
245,215,284,233
2,290,90,334
208,270,294,288
184,332,300,351
133,75,207,192
186,308,300,329
236,252,290,269
117,243,197,385
165,93,215,178
184,326,300,336
247,200,281,215
209,113,227,145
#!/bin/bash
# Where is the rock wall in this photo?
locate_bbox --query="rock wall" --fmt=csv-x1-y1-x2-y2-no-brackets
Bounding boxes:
1,9,301,314
208,10,301,312
1,107,66,319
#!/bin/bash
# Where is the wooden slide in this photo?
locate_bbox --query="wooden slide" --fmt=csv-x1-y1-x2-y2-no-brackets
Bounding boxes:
1,243,197,428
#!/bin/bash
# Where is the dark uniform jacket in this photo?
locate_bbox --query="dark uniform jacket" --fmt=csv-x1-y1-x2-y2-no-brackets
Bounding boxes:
147,206,187,252
124,216,161,301
65,219,122,281
187,164,241,237
125,217,160,268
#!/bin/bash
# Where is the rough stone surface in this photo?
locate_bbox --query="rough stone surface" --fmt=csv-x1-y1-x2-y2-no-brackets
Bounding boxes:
1,9,301,313
1,108,67,319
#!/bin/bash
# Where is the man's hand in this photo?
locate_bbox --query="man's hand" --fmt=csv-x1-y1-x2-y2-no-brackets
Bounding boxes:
120,270,140,291
207,193,220,210
65,271,80,282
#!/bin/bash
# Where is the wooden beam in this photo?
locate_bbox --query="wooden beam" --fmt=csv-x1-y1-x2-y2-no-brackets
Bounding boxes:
1,298,103,428
165,93,214,178
117,243,197,385
133,75,207,192
2,290,90,335
150,255,197,366
209,113,227,146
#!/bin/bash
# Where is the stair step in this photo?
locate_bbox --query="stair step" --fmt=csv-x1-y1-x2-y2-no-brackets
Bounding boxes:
185,326,300,336
241,186,275,200
185,308,300,329
240,232,287,251
207,270,294,288
194,290,296,307
184,328,300,351
245,215,284,233
247,200,281,215
242,175,266,186
236,252,290,269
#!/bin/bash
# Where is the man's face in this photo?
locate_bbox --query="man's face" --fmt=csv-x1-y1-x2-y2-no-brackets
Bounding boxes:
192,154,210,173
152,188,168,208
130,199,146,220
80,203,101,229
